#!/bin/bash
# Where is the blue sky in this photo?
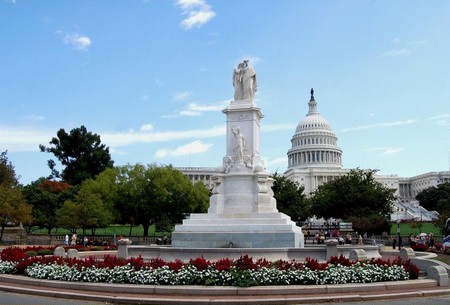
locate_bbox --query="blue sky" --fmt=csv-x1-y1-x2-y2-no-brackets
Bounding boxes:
1,0,449,185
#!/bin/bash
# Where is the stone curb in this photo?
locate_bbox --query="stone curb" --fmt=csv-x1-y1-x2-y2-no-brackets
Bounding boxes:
0,275,438,295
0,274,449,304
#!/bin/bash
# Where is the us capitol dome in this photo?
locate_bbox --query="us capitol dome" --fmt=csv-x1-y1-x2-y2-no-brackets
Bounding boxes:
284,89,347,196
287,88,342,170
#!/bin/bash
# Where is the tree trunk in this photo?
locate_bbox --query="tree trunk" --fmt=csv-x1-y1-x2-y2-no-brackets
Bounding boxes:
0,224,4,243
128,224,133,236
143,223,150,236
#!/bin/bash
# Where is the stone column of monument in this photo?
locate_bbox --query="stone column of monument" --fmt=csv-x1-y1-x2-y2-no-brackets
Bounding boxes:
171,60,304,248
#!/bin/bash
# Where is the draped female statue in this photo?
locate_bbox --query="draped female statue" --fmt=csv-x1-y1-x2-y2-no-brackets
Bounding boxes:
233,60,257,101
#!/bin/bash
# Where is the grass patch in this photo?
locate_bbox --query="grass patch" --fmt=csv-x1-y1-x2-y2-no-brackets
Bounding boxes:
390,222,441,236
30,224,170,237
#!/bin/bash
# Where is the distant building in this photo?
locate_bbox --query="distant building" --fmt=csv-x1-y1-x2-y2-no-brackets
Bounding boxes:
178,90,448,222
177,166,216,189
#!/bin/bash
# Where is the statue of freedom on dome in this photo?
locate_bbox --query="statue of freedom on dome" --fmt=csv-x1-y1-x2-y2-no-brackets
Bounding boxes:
233,59,257,101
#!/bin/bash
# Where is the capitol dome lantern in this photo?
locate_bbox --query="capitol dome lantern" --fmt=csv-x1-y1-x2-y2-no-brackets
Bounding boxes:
287,89,342,170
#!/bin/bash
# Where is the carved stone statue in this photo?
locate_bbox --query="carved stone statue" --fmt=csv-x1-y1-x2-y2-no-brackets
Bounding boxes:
233,62,244,100
231,125,245,162
233,60,257,101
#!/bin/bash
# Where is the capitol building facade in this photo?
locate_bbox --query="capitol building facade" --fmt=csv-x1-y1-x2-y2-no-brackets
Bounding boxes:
178,90,449,222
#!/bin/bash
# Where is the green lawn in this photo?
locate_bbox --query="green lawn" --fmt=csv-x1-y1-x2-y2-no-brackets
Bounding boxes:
30,224,170,237
390,222,441,236
30,222,443,238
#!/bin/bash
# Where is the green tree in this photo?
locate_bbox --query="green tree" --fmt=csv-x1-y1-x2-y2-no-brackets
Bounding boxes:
55,176,114,236
116,164,209,236
311,169,396,234
271,172,310,222
0,151,33,242
432,212,450,235
415,182,450,214
54,200,79,234
39,125,114,185
23,178,74,234
0,151,19,187
77,167,119,224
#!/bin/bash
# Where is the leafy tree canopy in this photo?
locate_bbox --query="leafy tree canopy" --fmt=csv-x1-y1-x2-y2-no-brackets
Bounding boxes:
55,175,114,236
116,164,209,236
0,151,19,187
39,125,114,185
416,182,450,235
23,178,75,234
415,182,450,214
310,169,396,234
0,151,32,241
271,172,310,222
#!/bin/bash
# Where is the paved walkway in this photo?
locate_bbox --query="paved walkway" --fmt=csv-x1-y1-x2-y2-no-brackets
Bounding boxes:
0,274,449,305
1,246,449,304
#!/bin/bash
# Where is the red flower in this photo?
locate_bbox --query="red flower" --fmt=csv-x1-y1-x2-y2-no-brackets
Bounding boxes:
167,259,185,271
213,258,233,272
189,256,210,271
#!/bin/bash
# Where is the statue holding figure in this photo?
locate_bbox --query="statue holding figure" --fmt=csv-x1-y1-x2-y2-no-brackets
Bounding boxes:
231,125,245,162
232,59,257,101
233,62,244,100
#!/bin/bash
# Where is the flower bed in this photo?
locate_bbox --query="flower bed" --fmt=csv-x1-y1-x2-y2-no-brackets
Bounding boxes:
0,245,117,262
0,247,419,287
412,242,450,255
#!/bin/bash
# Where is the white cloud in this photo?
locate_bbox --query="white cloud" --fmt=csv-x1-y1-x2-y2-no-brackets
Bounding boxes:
427,114,450,126
427,114,450,120
380,49,413,57
188,102,226,112
380,40,427,58
265,157,287,170
154,140,213,158
173,91,193,101
162,100,228,118
381,147,403,155
340,119,417,133
0,125,226,153
427,114,449,124
364,147,403,155
26,114,44,122
0,127,52,152
162,110,201,118
176,0,216,29
140,124,154,131
179,110,202,116
102,124,225,147
109,147,129,156
63,33,92,51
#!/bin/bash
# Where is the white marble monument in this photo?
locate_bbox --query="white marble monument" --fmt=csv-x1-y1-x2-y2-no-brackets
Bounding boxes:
171,60,304,248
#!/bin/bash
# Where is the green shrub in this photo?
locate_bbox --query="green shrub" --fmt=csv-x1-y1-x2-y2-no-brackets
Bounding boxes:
90,246,104,251
25,251,37,257
37,249,52,256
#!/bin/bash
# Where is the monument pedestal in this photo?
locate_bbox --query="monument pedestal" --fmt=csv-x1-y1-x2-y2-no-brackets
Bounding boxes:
172,98,304,248
171,212,303,248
